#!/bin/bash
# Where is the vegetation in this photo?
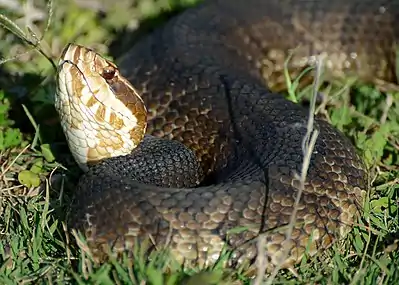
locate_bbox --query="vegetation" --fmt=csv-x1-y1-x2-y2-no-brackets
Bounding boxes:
0,0,397,284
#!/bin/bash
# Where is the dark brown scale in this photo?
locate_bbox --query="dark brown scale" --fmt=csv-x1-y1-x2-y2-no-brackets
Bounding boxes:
66,0,399,272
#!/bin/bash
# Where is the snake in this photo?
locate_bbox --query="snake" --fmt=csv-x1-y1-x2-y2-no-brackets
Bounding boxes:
54,0,398,272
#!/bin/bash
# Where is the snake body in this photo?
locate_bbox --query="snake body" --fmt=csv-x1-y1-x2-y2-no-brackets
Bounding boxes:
55,0,399,271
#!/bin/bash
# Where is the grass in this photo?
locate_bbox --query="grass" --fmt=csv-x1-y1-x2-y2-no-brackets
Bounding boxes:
0,0,398,284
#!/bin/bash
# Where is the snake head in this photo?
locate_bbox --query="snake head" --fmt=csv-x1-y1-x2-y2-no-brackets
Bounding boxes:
55,43,147,171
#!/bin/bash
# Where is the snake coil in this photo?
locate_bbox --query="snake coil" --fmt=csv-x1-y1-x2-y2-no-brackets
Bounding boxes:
54,0,399,272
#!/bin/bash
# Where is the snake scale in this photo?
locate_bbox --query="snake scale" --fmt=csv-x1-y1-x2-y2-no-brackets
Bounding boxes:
55,0,399,272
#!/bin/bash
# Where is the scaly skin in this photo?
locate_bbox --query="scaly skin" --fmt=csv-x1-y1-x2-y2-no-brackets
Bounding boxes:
56,0,399,272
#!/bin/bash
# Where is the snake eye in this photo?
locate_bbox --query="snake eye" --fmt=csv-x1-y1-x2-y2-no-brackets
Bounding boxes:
102,66,116,80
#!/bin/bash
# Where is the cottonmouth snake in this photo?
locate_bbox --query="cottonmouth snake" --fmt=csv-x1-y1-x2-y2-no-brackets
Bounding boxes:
55,0,398,272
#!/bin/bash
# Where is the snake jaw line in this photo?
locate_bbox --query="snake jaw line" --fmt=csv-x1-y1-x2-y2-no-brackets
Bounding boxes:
55,43,147,171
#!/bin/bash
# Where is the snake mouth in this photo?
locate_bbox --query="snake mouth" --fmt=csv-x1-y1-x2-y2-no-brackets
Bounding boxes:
55,43,148,171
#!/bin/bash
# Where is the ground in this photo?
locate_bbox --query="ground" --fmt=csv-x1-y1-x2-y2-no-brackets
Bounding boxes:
0,0,398,284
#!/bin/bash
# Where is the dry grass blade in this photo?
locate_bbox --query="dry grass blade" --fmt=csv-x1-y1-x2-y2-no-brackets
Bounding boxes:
255,58,323,285
0,0,56,69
